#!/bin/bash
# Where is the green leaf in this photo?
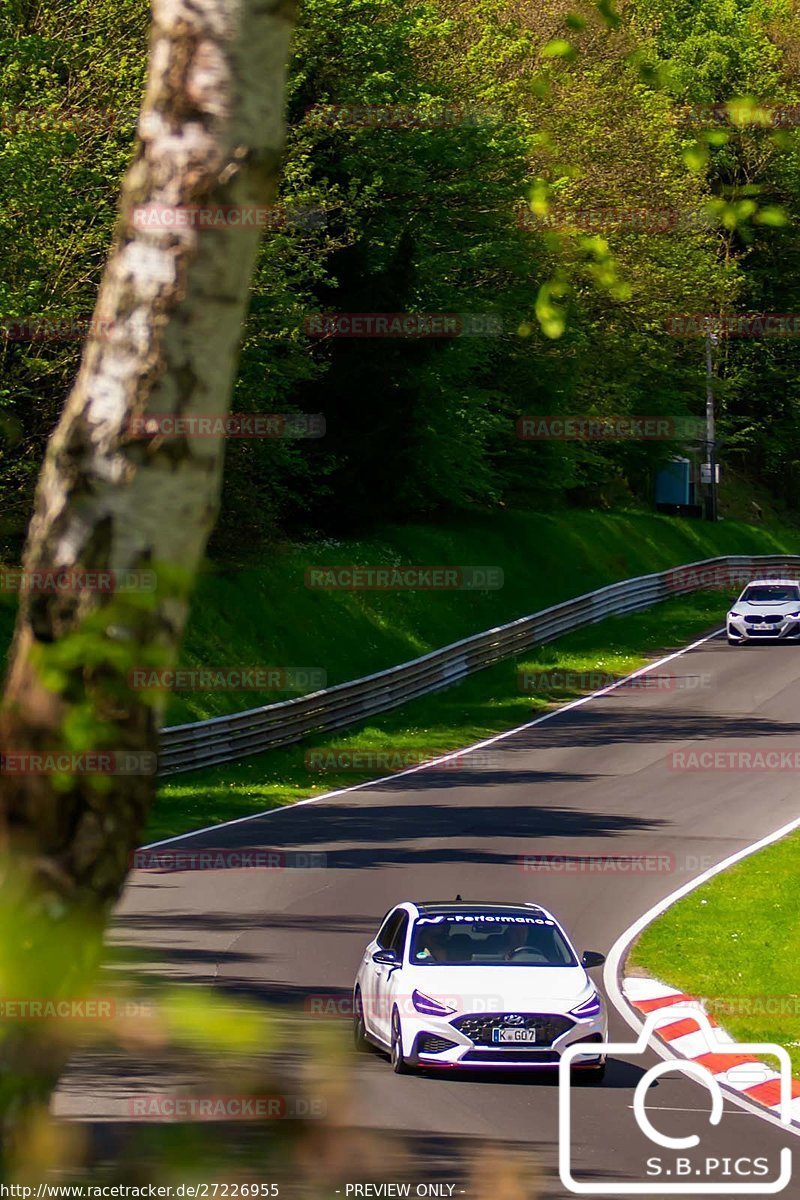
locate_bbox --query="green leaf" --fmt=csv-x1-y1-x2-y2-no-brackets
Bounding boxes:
542,39,575,60
596,0,622,29
529,75,551,98
754,206,789,227
683,142,709,173
535,280,568,340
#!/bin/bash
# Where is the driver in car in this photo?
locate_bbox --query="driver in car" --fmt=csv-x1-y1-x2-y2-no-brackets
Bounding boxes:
503,925,558,963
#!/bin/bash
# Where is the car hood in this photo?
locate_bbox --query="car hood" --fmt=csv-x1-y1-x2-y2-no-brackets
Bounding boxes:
401,964,591,1012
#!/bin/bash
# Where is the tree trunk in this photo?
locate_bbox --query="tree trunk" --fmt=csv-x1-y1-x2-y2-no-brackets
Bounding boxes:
0,0,295,1142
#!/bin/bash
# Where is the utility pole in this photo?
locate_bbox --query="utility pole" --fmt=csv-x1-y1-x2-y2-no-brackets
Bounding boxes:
705,326,718,521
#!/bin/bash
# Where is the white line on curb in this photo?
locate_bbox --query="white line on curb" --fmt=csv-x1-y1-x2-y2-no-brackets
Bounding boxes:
142,628,724,848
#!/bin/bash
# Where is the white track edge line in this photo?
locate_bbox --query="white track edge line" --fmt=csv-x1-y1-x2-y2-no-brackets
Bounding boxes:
142,627,723,848
605,815,800,1139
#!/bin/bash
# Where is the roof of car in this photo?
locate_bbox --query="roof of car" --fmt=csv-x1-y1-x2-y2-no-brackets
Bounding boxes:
414,901,547,915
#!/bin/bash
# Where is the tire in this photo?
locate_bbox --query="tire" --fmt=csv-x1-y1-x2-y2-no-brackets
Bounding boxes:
353,989,370,1053
390,1008,411,1074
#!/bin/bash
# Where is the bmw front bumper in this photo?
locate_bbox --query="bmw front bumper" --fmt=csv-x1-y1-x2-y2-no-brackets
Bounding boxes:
727,617,800,642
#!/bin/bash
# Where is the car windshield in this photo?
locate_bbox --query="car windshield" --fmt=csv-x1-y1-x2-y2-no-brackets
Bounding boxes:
410,911,577,967
740,585,800,604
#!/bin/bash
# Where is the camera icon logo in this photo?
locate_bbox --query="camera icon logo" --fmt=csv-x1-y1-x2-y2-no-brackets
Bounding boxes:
558,1007,794,1195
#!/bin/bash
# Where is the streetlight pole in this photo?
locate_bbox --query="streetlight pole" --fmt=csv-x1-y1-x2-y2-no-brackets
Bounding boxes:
705,326,718,521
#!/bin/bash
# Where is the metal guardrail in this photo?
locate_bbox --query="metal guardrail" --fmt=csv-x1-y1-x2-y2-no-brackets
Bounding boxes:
159,554,800,774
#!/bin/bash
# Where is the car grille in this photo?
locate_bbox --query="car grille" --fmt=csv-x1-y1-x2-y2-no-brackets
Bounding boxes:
744,614,783,624
451,1013,574,1047
462,1049,560,1064
416,1034,458,1055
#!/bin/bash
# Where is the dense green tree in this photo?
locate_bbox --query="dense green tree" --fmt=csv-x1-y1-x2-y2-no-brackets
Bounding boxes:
2,0,800,549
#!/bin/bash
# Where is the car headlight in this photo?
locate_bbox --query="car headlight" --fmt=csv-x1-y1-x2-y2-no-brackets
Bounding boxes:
728,611,742,619
411,989,457,1017
570,991,603,1019
787,611,800,618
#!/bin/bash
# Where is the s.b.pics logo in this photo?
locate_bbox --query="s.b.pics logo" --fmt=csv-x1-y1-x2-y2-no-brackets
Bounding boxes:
558,1009,794,1195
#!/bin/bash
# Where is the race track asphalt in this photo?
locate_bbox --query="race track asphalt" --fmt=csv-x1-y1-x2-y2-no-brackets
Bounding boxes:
57,631,800,1197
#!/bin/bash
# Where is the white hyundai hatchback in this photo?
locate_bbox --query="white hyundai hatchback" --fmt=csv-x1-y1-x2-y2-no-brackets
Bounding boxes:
353,900,607,1078
726,579,800,644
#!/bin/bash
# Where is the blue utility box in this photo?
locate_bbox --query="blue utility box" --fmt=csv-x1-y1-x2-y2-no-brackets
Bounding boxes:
655,457,691,506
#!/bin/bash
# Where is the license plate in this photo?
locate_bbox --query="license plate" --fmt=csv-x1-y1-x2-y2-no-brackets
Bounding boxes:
755,623,771,630
492,1027,536,1044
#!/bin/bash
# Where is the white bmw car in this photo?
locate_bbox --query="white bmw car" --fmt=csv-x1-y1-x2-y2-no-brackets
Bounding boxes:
353,900,607,1078
726,579,800,645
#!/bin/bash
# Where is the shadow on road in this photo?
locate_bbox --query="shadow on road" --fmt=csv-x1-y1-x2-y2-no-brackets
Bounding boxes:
130,800,669,872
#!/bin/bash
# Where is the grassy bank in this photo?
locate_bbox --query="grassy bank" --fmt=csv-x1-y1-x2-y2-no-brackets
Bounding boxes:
159,508,797,725
2,509,796,726
2,506,798,842
629,831,800,1076
149,590,724,841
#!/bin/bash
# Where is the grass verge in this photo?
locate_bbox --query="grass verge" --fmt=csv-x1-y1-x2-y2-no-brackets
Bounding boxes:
1,508,796,725
629,831,800,1076
76,507,800,726
149,589,723,842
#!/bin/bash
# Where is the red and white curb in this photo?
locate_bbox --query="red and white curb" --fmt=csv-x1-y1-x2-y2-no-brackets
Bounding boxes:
623,976,800,1128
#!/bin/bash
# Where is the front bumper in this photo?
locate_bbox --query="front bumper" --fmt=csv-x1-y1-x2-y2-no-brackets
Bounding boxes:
727,617,800,642
402,1009,607,1070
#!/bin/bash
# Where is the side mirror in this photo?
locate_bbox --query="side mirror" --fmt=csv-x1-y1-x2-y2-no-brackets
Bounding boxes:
581,950,606,969
373,949,400,966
